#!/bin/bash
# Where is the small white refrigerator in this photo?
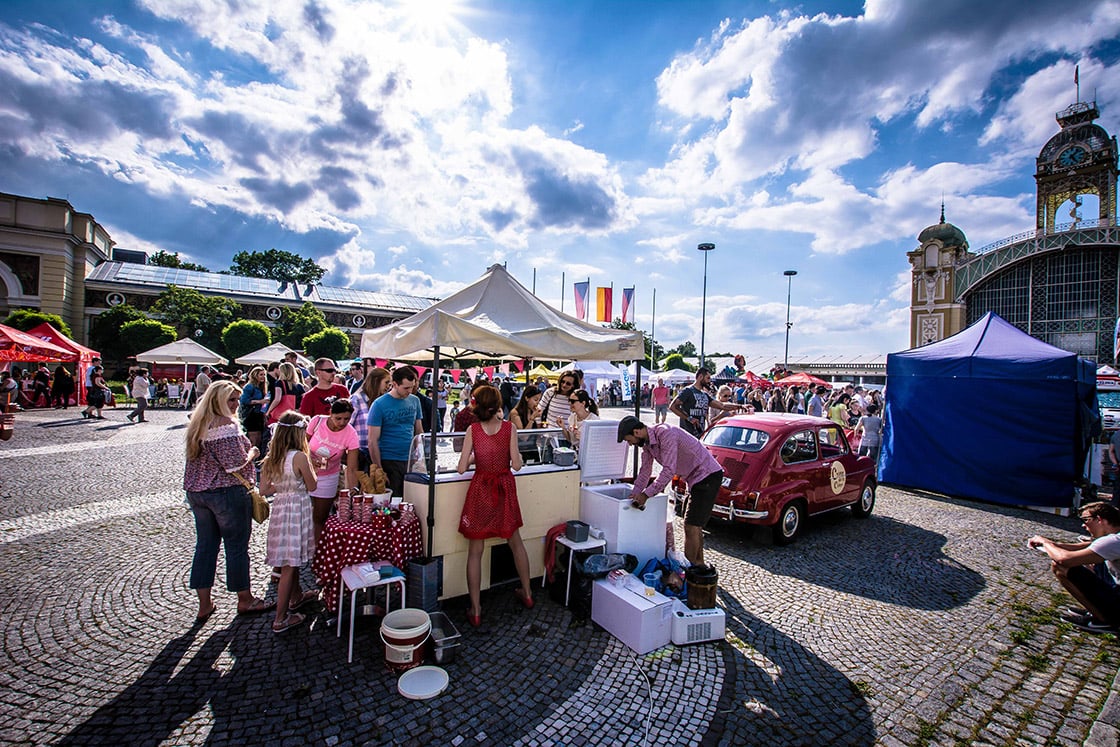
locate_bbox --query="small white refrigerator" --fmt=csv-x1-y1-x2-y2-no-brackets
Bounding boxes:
577,419,670,565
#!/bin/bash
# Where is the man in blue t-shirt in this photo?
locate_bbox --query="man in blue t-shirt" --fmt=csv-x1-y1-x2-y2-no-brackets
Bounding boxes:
368,365,423,497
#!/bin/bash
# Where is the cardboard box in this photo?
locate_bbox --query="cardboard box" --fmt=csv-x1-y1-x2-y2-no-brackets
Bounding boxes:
591,578,673,654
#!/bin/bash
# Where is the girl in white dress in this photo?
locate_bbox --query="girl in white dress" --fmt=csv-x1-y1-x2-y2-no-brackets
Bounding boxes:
260,411,319,633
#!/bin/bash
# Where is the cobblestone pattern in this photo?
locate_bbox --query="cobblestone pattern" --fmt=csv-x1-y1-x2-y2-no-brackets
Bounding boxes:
0,406,1118,746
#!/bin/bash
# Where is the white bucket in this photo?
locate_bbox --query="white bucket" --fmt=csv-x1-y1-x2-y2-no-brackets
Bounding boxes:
380,608,431,673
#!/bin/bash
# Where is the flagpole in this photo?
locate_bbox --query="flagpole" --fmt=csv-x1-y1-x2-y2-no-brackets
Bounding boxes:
561,271,565,313
651,288,657,369
532,267,536,295
586,276,591,321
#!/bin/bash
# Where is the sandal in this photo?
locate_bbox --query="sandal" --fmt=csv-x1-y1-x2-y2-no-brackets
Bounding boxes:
236,598,276,615
272,612,306,633
269,569,282,584
195,603,217,623
288,589,320,613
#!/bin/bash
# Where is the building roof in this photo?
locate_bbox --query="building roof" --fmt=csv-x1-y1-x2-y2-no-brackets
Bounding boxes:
85,261,433,314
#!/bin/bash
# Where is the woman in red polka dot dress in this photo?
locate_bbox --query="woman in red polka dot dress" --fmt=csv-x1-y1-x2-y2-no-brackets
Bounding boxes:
456,385,533,628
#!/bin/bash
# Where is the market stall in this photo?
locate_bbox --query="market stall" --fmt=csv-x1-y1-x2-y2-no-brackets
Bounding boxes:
25,323,99,405
360,264,644,600
135,338,228,388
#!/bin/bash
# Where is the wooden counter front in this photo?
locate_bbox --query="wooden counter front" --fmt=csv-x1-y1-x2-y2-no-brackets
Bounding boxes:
404,465,580,600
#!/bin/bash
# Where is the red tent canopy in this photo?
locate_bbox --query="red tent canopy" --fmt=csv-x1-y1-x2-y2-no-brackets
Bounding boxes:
779,372,829,387
0,323,77,363
25,323,100,405
741,370,773,389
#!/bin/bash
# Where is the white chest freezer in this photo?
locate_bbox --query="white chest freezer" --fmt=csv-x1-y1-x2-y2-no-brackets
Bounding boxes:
578,419,670,565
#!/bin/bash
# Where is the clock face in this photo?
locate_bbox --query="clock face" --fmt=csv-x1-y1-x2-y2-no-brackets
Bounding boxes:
1057,146,1089,168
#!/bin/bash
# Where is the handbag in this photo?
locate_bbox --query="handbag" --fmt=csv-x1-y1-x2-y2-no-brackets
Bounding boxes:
233,471,270,523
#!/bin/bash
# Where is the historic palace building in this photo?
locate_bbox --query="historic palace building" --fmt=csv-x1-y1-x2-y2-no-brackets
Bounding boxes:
0,192,431,349
909,99,1119,362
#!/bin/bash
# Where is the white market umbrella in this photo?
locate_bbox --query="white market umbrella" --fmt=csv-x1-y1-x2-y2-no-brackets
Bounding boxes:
136,338,228,383
234,342,313,369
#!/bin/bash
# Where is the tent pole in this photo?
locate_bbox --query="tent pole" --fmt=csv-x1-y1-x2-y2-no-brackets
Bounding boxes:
426,346,440,558
632,361,642,477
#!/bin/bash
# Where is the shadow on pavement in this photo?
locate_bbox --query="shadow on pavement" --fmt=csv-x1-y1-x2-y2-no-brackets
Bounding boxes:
707,513,986,610
56,623,233,747
710,589,876,745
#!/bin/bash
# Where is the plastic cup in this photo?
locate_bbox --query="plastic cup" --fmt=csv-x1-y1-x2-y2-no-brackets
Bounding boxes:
643,572,658,596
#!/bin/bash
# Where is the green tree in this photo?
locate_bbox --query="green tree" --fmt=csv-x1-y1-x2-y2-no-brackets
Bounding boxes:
663,353,694,372
2,309,73,339
275,301,328,349
119,319,177,356
668,341,696,358
89,304,147,362
151,285,239,353
221,320,271,361
230,248,325,284
148,250,209,272
303,327,352,361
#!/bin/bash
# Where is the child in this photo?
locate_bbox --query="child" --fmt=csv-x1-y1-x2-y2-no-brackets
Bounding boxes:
456,385,533,628
259,411,319,633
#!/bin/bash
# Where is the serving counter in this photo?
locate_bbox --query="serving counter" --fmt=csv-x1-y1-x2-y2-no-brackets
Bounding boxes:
403,428,580,599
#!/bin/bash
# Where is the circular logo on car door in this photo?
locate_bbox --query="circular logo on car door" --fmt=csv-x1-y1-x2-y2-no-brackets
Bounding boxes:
830,461,846,494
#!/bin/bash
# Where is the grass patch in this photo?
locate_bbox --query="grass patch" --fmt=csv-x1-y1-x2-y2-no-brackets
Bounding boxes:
915,718,936,745
850,680,873,698
1025,653,1049,671
1010,624,1035,645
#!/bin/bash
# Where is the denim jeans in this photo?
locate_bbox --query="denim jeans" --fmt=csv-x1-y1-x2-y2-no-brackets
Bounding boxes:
187,484,252,592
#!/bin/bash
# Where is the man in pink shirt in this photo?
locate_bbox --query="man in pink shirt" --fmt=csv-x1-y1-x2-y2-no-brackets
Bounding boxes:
651,378,670,424
617,416,723,565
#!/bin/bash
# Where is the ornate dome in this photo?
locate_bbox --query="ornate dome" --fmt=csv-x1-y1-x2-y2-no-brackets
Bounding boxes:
918,206,967,248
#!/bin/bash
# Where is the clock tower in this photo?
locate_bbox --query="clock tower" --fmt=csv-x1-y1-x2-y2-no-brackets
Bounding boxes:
1035,101,1118,231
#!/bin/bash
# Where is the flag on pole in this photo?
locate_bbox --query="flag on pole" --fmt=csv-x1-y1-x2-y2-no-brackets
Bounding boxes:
596,286,612,322
621,287,635,324
1075,64,1079,87
574,281,590,320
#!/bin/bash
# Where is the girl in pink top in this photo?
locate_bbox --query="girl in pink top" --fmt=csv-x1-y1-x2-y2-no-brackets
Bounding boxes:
307,398,360,544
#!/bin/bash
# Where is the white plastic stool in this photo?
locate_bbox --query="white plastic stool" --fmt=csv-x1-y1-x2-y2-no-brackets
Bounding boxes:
337,563,406,663
543,536,606,606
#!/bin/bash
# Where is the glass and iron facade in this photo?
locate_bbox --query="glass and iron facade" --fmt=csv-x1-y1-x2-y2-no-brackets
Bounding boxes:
965,245,1119,361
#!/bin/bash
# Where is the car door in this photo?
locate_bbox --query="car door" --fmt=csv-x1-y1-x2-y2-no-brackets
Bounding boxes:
777,428,823,511
817,424,859,509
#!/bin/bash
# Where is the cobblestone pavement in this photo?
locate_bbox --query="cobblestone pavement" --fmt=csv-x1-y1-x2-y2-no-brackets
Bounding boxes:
1,405,1119,746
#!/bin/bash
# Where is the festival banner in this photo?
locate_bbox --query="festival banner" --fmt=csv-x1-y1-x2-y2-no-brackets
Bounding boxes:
450,369,462,383
499,362,510,375
573,281,590,320
513,359,525,373
621,287,634,324
596,286,612,323
413,366,427,380
1114,317,1119,364
483,365,495,379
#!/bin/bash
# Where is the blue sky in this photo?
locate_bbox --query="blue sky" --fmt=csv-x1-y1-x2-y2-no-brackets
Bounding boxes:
2,0,1119,359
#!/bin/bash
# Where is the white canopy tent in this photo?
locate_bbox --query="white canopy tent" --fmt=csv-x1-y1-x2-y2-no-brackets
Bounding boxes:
136,338,228,383
558,359,621,400
658,368,696,385
360,264,644,362
233,342,314,369
360,264,644,555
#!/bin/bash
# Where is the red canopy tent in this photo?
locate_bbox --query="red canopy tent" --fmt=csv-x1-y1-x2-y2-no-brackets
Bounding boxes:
741,370,773,389
778,371,830,388
0,323,76,363
25,323,100,405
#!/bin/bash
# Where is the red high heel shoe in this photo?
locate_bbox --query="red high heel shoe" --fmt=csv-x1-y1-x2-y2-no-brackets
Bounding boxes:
515,589,534,609
467,610,481,628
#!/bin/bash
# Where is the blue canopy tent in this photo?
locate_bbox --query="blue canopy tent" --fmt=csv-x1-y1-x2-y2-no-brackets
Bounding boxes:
880,312,1098,509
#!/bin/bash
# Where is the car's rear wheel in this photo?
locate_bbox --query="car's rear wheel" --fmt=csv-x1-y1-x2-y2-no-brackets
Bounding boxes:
851,480,875,518
772,500,804,545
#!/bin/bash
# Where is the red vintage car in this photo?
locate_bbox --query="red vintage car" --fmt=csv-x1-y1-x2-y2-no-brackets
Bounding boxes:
692,413,877,544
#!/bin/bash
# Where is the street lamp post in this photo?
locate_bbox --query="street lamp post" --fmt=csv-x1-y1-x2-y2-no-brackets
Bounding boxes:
698,242,715,371
783,270,797,369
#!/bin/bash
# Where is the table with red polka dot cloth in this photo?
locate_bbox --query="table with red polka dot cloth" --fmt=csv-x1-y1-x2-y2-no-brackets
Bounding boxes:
312,504,424,614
